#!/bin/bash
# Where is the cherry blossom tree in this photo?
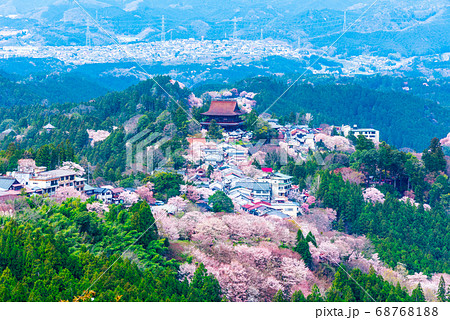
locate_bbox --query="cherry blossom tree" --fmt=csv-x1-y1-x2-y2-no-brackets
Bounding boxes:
180,185,201,201
403,190,415,200
178,262,197,283
306,196,316,205
301,202,310,214
176,211,212,240
86,202,110,218
118,190,140,205
167,196,189,213
136,183,156,204
87,129,110,147
315,133,354,152
187,93,203,108
152,206,180,240
58,161,86,176
0,203,14,218
440,133,450,147
52,186,87,203
363,187,385,204
192,216,230,247
334,167,365,184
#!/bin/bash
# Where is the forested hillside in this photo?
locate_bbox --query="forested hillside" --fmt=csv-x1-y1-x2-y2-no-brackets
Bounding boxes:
0,75,191,181
0,72,108,107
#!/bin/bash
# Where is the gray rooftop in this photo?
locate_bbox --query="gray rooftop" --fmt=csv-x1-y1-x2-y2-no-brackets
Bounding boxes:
233,181,271,192
0,177,19,191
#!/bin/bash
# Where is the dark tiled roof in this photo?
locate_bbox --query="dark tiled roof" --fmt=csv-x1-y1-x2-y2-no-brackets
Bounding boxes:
201,100,245,116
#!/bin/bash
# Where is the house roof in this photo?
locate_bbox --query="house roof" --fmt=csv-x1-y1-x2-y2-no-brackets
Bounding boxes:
84,184,96,191
0,177,19,191
43,123,56,129
262,209,290,219
201,100,245,116
273,172,293,180
233,182,271,192
35,169,77,180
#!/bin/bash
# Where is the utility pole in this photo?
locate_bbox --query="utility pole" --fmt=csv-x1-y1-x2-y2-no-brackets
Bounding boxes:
161,15,165,42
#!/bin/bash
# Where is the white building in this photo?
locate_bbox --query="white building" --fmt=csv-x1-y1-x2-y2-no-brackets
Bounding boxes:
13,167,85,195
342,125,380,143
270,198,300,218
258,172,293,199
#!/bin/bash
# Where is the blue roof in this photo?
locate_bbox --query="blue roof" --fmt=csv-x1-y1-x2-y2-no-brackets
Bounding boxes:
233,181,271,192
0,177,18,190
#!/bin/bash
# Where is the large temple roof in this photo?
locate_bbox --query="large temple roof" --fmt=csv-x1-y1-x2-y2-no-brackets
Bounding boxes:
201,100,245,116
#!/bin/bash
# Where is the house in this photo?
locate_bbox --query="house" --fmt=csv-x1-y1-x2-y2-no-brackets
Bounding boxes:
225,147,248,162
0,190,21,202
228,191,254,206
92,188,113,204
270,198,300,218
209,181,224,192
200,100,246,130
204,153,224,166
0,177,23,192
242,201,289,218
231,181,272,201
84,184,96,196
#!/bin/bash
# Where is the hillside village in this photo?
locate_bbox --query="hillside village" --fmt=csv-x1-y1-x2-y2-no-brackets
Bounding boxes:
0,87,381,221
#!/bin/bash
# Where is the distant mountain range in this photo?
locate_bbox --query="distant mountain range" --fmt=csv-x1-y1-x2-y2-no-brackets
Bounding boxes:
0,0,449,58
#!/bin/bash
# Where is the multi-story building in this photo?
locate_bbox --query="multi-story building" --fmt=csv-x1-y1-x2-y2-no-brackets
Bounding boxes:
258,172,293,199
27,169,85,194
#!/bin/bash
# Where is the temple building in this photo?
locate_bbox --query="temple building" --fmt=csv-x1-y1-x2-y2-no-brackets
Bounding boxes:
201,100,246,129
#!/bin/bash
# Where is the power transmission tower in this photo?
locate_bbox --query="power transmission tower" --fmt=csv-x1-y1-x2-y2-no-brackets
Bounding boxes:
86,22,91,47
260,28,263,40
161,15,165,41
343,10,347,32
233,17,237,40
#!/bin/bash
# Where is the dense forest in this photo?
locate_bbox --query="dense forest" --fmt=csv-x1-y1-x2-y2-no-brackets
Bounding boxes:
0,198,223,302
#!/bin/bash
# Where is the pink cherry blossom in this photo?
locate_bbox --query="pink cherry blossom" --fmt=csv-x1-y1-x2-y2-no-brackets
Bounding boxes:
51,186,87,203
315,133,355,152
136,183,156,204
363,187,385,204
334,167,365,184
118,190,140,205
